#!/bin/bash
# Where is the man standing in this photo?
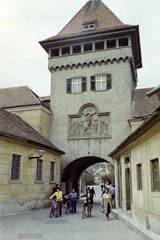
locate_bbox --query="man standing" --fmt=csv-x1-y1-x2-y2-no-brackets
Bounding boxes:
109,184,115,208
67,188,77,213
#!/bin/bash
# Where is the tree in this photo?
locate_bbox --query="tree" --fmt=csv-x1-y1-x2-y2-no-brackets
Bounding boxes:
81,171,95,186
101,174,111,184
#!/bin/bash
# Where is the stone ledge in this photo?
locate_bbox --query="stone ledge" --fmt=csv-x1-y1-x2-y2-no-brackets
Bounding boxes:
112,209,160,240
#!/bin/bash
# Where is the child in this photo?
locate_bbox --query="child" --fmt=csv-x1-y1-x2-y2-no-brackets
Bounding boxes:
50,197,57,218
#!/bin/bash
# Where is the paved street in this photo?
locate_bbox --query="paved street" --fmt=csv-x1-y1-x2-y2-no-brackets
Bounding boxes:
0,185,146,240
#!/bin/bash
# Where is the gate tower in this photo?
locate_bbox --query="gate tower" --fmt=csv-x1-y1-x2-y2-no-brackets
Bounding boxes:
40,0,142,193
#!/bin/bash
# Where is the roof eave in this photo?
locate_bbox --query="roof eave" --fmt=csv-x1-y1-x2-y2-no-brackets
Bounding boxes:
39,25,142,69
0,132,65,155
108,109,160,157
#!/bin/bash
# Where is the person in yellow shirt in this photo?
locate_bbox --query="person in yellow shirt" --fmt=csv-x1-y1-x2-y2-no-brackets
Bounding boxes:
49,187,63,217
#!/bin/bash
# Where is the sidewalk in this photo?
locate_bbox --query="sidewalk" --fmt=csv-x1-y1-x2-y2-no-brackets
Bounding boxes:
112,209,159,240
93,186,160,240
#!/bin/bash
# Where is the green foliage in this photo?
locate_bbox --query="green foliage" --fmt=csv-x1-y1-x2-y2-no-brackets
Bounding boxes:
81,171,95,185
101,163,115,184
106,162,114,175
88,163,106,171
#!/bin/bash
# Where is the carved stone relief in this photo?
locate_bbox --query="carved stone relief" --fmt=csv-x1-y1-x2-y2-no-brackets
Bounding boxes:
69,105,110,138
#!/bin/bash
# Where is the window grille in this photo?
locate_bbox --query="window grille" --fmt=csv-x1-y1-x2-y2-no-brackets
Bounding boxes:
50,162,55,181
11,154,21,180
151,159,160,191
137,164,142,190
36,159,43,181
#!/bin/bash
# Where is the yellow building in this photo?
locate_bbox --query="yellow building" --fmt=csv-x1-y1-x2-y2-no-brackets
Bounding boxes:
0,109,64,215
0,86,51,139
109,86,160,235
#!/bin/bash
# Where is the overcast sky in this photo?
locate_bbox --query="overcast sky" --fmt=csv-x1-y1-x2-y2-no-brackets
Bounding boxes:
1,0,160,97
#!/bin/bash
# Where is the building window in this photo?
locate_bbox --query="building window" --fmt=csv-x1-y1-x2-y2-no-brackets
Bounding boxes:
66,77,87,93
50,162,55,182
11,154,21,180
117,162,122,208
137,164,142,190
95,41,104,50
36,159,43,181
119,37,128,47
90,74,112,91
51,48,59,57
84,43,92,52
73,45,81,54
62,46,70,55
151,159,160,191
107,39,116,49
83,23,96,31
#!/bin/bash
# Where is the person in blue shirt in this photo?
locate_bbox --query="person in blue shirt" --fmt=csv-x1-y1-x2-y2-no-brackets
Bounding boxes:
109,184,115,208
66,188,77,213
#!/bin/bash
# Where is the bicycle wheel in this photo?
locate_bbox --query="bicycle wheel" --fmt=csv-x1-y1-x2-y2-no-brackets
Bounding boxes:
65,207,68,214
82,203,85,219
50,207,53,218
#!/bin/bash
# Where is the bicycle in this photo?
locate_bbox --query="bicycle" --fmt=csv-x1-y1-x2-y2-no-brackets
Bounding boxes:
64,196,71,214
82,199,87,219
50,199,57,218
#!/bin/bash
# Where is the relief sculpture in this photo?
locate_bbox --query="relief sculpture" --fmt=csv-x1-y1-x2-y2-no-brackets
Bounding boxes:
70,106,109,138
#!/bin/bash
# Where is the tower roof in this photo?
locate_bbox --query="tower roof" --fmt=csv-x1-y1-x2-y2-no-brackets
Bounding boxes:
57,0,125,37
40,0,142,68
41,0,130,42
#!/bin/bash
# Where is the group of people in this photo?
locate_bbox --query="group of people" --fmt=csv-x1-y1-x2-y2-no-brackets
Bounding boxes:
49,185,96,218
49,185,79,218
49,183,115,220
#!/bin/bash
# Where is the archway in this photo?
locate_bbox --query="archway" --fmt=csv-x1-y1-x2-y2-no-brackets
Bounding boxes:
61,156,110,194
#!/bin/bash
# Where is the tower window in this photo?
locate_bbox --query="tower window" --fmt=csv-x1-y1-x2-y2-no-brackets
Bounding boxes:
62,46,70,55
84,43,92,52
73,45,81,54
95,41,104,50
66,77,87,93
83,23,96,31
119,38,128,47
90,74,112,91
107,39,116,49
51,48,59,57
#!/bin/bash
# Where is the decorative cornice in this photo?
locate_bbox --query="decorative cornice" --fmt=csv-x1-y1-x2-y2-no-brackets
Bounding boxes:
49,56,130,72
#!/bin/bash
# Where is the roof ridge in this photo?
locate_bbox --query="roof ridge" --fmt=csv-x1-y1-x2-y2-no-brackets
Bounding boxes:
51,0,124,39
0,109,64,154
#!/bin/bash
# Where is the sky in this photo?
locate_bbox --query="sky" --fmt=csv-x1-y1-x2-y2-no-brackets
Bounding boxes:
0,0,160,97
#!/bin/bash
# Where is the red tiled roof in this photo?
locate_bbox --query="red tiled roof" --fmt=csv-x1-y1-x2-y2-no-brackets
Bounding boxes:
0,109,65,154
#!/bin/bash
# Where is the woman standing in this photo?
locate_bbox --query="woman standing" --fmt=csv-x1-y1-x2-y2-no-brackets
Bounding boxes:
81,188,93,217
49,187,63,217
101,188,112,220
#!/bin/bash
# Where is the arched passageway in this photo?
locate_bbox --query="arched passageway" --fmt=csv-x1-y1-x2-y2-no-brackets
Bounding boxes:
61,156,110,194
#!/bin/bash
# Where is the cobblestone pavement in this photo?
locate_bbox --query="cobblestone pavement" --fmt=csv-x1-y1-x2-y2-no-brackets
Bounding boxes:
0,185,146,240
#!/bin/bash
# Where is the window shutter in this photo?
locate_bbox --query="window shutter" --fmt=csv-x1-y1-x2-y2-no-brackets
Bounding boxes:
66,79,71,93
107,74,112,89
90,76,95,91
82,77,87,92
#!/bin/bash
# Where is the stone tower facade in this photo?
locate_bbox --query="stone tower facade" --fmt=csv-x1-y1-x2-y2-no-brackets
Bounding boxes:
40,0,142,192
